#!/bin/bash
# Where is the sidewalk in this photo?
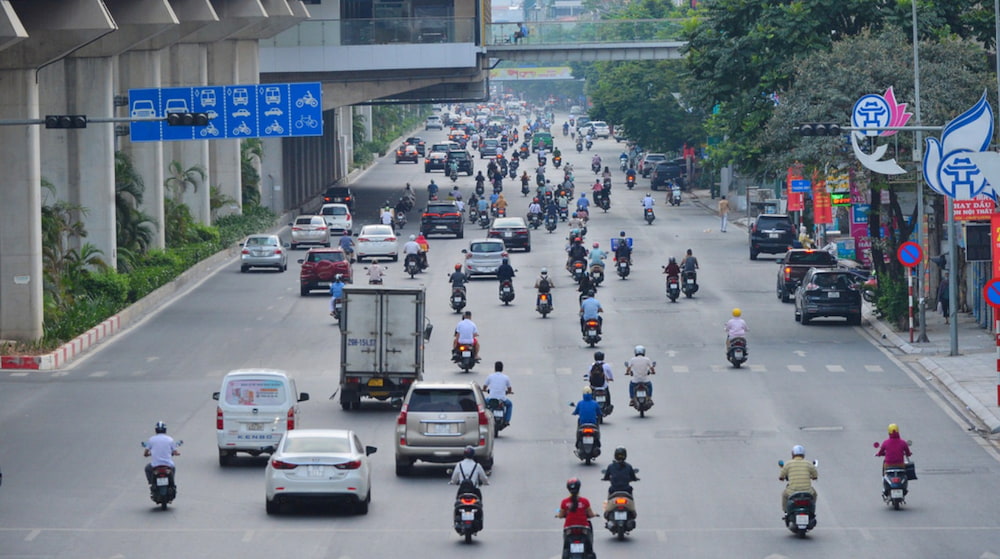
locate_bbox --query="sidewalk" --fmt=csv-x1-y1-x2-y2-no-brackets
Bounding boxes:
686,187,1000,435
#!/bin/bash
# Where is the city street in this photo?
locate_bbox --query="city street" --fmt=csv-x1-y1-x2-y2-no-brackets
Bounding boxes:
2,120,999,559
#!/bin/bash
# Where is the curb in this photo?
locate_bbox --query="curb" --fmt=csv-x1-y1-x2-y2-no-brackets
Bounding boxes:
1,246,238,371
917,356,1000,434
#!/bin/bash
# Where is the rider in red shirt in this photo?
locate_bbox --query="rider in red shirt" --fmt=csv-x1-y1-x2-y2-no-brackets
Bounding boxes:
557,478,598,554
876,423,912,471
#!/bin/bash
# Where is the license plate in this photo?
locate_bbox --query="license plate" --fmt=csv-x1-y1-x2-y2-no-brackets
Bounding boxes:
308,465,323,477
570,542,584,554
669,283,678,289
461,511,475,521
493,410,503,419
686,279,694,284
614,511,627,520
504,231,512,238
251,250,265,256
796,514,809,526
462,351,471,357
828,291,840,298
636,390,646,398
435,225,447,229
734,350,744,359
891,489,903,499
582,436,594,444
432,423,454,434
368,378,384,387
318,281,330,287
595,395,606,403
769,232,779,239
453,297,463,303
156,477,169,486
248,423,263,431
587,330,597,336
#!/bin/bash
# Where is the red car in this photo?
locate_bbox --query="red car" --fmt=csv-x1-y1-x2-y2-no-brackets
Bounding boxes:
298,247,353,296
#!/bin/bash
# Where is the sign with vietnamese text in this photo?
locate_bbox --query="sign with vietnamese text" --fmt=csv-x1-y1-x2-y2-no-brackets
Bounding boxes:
954,196,996,221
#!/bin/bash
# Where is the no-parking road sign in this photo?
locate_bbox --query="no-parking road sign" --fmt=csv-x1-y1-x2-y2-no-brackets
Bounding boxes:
984,278,1000,309
897,241,923,268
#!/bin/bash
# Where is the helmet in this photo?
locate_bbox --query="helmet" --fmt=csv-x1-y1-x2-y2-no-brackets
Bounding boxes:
620,231,626,237
502,257,509,263
582,385,593,395
732,308,742,317
669,257,676,264
430,179,436,185
533,197,539,203
586,289,596,297
592,242,599,248
888,423,899,435
464,446,476,459
571,212,578,218
634,345,646,356
581,193,586,197
614,447,627,462
792,445,805,457
540,268,548,275
567,478,581,494
455,263,462,271
594,351,605,361
409,234,415,240
154,421,167,434
335,274,343,281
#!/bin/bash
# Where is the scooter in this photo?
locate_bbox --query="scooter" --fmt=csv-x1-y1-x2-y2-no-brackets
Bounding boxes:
619,159,628,172
874,441,914,510
665,273,680,303
574,421,601,464
590,264,605,287
142,440,182,510
522,182,531,196
478,212,490,229
604,490,637,540
453,491,484,543
450,287,467,313
592,386,612,422
616,258,630,279
395,211,407,230
591,161,600,174
469,207,479,223
576,142,583,153
475,181,485,197
585,139,593,151
626,173,636,190
554,155,562,168
562,525,596,559
450,167,459,182
558,206,569,221
779,459,818,537
545,214,558,233
727,336,748,368
331,297,343,322
669,186,681,206
582,318,602,347
625,362,656,417
681,270,698,298
486,397,509,436
499,279,515,305
597,194,610,212
527,212,541,229
570,259,587,283
404,254,421,278
644,207,655,225
536,292,553,317
453,343,476,372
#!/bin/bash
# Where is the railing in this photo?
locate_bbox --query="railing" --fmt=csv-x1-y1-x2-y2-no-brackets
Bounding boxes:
262,17,477,48
488,19,686,46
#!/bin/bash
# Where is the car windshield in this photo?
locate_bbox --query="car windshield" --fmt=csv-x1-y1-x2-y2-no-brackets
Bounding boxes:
308,252,345,263
295,217,315,225
471,242,504,253
246,236,278,246
787,251,835,265
363,226,394,236
759,218,792,230
407,388,478,412
449,152,468,160
283,436,351,454
813,273,852,289
322,206,347,216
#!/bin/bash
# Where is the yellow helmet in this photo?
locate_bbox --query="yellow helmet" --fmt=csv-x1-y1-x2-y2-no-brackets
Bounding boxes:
732,308,742,317
583,385,593,395
888,423,899,435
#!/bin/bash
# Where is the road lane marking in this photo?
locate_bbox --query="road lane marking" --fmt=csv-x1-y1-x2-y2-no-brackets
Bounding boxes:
711,365,726,372
52,371,69,377
826,365,845,372
11,372,27,377
89,371,108,377
749,364,766,372
555,367,572,376
242,530,253,542
859,527,875,540
672,365,689,373
656,529,667,542
865,365,884,372
787,365,805,373
24,529,40,541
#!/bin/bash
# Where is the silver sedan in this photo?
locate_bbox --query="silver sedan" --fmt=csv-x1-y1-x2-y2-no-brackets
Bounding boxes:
240,234,288,272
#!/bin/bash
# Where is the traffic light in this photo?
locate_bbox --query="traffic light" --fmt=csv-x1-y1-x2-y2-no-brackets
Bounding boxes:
45,115,87,129
798,123,842,137
166,112,209,126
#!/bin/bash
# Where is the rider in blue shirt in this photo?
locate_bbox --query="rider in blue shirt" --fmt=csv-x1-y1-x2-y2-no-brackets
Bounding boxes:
329,275,345,316
579,293,603,333
573,389,602,425
576,193,590,212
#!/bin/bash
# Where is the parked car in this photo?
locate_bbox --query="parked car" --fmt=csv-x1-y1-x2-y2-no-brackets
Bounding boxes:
240,234,288,272
487,216,531,251
289,215,330,249
396,144,420,164
322,186,354,210
750,213,796,260
463,239,507,278
588,121,611,138
638,153,666,177
776,248,839,302
794,268,863,325
420,201,464,238
425,115,443,130
394,381,494,476
298,247,353,295
356,224,399,262
319,203,353,235
446,150,475,176
650,162,684,190
265,429,376,515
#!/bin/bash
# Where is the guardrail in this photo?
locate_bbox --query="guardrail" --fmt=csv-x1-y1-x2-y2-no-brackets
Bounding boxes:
262,17,477,47
488,19,686,46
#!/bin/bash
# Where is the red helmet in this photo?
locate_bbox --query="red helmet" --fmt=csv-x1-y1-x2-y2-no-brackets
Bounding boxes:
592,242,599,248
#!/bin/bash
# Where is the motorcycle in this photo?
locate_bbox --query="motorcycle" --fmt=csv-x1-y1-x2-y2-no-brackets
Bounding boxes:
509,159,520,179
527,212,541,229
665,272,680,303
469,207,479,223
626,173,636,190
779,459,818,537
644,207,655,225
585,139,593,151
874,441,914,510
450,287,467,313
453,343,476,372
590,264,605,286
592,386,612,422
554,155,562,168
597,193,610,212
404,254,421,278
625,361,655,417
562,525,596,559
499,279,515,305
395,211,407,230
570,259,587,283
619,159,628,172
453,491,484,543
536,291,553,317
604,490,637,540
522,182,531,196
681,270,698,298
478,212,490,229
616,258,630,279
486,397,509,436
727,336,748,368
450,167,459,182
331,297,343,322
591,161,600,174
669,186,681,206
142,440,182,510
573,421,601,464
545,214,558,233
582,318,602,347
475,181,485,197
576,142,583,153
558,206,569,221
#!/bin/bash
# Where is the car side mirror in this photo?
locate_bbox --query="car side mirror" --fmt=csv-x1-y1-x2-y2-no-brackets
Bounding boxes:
297,259,304,264
287,222,293,227
298,392,310,402
366,446,378,456
461,249,468,254
212,392,220,401
283,243,291,249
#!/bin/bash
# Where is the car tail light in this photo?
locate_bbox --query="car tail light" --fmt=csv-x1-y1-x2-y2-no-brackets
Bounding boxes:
287,407,295,430
271,459,298,470
241,248,249,254
334,460,362,470
317,225,327,232
386,236,396,242
216,407,223,430
400,377,414,386
614,497,628,506
397,406,408,445
292,226,302,232
805,282,819,290
274,248,283,254
344,196,351,203
783,266,792,280
477,405,489,444
358,237,369,242
443,212,460,217
423,213,440,218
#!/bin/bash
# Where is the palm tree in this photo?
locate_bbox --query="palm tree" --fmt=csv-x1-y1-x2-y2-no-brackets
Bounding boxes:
241,138,263,207
164,160,206,203
40,181,108,308
115,152,157,272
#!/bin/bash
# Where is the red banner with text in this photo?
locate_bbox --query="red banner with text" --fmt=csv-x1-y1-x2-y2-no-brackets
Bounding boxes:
993,213,1000,279
786,166,804,212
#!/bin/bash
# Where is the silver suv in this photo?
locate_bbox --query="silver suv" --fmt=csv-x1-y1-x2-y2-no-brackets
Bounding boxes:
394,381,494,476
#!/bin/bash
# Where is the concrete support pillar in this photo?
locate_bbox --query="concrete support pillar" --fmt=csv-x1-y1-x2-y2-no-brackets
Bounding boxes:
260,137,284,214
0,69,43,341
167,42,210,226
118,49,166,249
207,40,242,218
337,106,352,175
358,105,372,142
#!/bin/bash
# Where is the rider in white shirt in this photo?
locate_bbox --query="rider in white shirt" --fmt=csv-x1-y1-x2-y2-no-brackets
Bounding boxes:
626,346,656,406
725,308,748,351
642,194,655,209
144,421,180,487
482,361,513,423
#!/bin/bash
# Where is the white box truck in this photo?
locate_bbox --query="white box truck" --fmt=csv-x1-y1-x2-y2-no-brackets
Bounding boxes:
338,286,430,410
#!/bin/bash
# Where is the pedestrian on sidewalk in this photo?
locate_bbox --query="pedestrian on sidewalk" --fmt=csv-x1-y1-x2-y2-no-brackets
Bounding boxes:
718,196,729,232
938,273,950,324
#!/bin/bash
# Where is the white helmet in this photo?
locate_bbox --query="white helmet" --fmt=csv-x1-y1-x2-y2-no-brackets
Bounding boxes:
409,234,416,240
634,345,646,356
540,268,548,275
792,445,805,457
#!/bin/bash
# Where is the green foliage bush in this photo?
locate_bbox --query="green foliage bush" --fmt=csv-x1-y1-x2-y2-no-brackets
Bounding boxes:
875,275,908,329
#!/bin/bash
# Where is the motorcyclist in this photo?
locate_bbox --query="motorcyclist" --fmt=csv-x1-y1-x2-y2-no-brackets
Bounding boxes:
329,274,345,317
576,192,590,213
557,478,598,554
535,267,554,307
626,345,655,407
449,184,462,201
448,159,459,179
475,171,486,191
572,387,602,448
779,445,818,513
601,166,612,183
725,308,748,353
614,231,632,263
602,447,639,513
427,179,439,200
553,146,562,160
367,259,385,284
450,446,490,499
585,350,614,401
528,197,543,217
144,421,180,489
619,151,629,168
545,199,560,224
556,191,570,215
454,310,480,361
876,423,913,472
338,230,355,261
566,235,587,270
681,248,699,281
520,171,530,191
450,263,468,294
625,165,637,186
494,193,509,216
380,207,394,227
482,361,513,424
414,233,429,269
642,193,655,211
476,195,490,216
589,242,606,270
669,181,682,204
402,234,422,271
497,257,516,287
579,291,603,334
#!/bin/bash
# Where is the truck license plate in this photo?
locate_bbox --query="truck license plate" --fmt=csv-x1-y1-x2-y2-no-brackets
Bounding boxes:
614,511,627,520
891,489,903,499
156,477,169,486
368,378,384,387
582,436,594,444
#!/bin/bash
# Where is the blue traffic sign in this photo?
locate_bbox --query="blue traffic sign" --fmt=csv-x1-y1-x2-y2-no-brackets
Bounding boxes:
128,82,323,143
791,179,811,193
983,279,1000,309
897,241,923,268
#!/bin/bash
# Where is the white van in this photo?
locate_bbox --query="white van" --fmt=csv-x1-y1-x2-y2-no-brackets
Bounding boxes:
212,369,309,466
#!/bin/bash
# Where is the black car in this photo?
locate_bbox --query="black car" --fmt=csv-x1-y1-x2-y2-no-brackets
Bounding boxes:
446,150,475,176
404,137,427,156
749,214,795,260
322,186,355,210
650,162,684,190
794,268,863,325
420,201,464,238
487,216,531,251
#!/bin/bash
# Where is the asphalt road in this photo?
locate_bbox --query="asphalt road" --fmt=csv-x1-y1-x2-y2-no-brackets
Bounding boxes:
2,114,1000,559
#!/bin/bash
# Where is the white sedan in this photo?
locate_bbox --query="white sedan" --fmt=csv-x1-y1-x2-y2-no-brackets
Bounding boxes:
356,224,398,262
265,429,377,515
